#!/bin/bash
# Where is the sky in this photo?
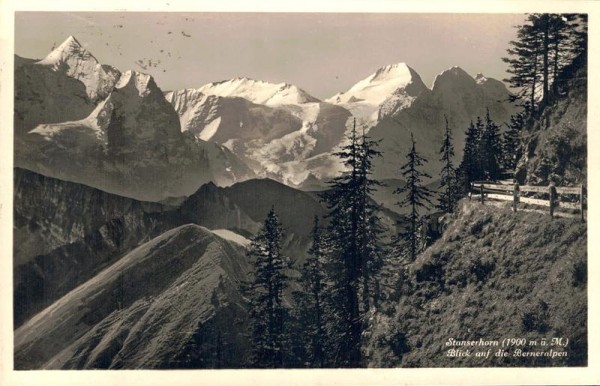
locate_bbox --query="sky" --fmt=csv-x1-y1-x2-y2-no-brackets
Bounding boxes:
14,12,527,98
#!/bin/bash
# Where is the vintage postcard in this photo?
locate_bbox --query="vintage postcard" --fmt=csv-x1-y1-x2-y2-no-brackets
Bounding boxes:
1,0,599,385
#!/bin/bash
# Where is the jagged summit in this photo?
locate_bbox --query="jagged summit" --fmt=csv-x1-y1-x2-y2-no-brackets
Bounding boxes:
37,35,96,67
34,35,121,102
115,70,157,97
197,77,320,106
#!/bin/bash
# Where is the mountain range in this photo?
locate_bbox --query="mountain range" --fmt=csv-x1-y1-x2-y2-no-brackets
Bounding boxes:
15,36,517,199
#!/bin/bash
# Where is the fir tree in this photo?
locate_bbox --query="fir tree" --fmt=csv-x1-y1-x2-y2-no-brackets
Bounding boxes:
319,119,385,367
457,120,481,194
292,216,327,367
394,133,433,262
437,115,458,213
503,13,587,114
480,109,503,181
502,108,527,173
357,128,385,312
247,207,288,368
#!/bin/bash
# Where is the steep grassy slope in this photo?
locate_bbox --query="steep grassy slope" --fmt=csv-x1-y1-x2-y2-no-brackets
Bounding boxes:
15,225,250,369
366,200,586,367
517,55,587,186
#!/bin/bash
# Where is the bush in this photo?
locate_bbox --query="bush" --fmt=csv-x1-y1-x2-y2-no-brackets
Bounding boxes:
571,258,587,287
469,256,495,283
521,300,550,333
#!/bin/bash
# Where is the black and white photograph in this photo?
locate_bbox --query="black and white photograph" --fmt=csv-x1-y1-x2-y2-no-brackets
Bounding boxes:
1,1,598,385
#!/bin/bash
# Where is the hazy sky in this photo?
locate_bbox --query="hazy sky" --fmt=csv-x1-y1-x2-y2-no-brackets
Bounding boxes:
15,12,526,98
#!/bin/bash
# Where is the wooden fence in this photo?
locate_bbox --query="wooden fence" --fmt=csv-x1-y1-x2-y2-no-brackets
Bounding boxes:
470,180,586,221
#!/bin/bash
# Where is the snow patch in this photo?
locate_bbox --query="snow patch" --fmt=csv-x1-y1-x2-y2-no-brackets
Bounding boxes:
197,77,319,106
199,117,221,141
212,229,251,247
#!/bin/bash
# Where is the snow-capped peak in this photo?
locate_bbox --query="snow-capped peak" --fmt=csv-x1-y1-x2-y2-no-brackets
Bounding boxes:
327,62,427,106
35,35,121,102
37,35,98,67
197,77,320,106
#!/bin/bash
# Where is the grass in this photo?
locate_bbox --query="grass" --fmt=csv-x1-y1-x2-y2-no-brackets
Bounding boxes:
366,200,587,367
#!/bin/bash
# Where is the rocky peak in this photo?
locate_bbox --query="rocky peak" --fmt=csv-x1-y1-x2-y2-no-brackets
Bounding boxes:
36,35,121,102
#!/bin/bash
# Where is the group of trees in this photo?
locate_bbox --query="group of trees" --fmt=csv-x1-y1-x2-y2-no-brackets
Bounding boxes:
245,120,387,367
242,12,586,369
503,13,587,115
242,102,538,367
243,118,459,367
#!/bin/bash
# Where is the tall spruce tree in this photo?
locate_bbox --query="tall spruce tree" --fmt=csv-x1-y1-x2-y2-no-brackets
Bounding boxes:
291,216,327,367
480,109,503,181
502,109,527,173
437,116,458,213
457,120,481,193
247,207,288,368
394,133,433,262
319,119,384,367
357,128,385,312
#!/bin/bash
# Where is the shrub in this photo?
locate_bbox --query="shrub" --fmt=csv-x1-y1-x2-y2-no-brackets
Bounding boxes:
571,258,587,287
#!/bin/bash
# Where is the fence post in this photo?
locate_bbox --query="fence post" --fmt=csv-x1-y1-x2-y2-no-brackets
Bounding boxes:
480,183,485,204
581,183,585,222
549,184,557,218
513,182,520,212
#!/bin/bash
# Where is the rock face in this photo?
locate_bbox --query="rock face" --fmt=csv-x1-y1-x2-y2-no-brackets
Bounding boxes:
14,225,251,369
15,37,254,201
13,168,183,327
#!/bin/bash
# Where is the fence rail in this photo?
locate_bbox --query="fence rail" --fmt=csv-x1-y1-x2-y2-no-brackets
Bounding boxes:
470,181,586,221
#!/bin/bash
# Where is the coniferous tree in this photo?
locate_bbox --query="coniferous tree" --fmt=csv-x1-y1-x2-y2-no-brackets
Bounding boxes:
437,116,458,213
292,216,327,367
320,120,362,367
394,133,433,262
480,109,503,181
357,128,385,313
247,207,288,368
457,120,481,193
503,13,587,114
502,108,527,173
319,119,385,367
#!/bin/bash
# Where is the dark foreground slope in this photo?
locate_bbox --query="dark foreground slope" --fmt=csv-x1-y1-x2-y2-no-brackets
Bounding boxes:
15,225,250,369
367,201,587,367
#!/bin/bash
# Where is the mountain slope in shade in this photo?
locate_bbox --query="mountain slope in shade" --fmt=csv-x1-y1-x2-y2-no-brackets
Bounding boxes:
368,66,517,181
13,170,334,328
327,63,428,122
15,225,251,369
16,63,253,201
